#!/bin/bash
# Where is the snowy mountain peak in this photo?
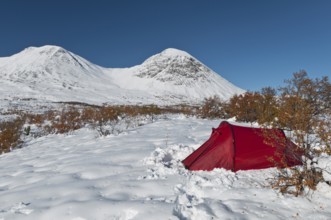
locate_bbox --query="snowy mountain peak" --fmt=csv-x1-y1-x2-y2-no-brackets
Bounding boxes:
137,48,219,85
18,45,68,58
11,45,92,69
159,48,191,58
122,48,245,101
142,48,193,65
0,45,104,86
7,45,76,65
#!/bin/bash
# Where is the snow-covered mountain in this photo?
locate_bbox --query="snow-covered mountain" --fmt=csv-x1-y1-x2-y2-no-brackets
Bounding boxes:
0,45,244,105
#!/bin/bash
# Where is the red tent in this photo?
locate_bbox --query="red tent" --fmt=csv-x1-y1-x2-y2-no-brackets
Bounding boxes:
182,121,302,172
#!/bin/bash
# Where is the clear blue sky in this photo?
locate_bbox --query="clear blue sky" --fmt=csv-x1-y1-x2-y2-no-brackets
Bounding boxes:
1,0,330,91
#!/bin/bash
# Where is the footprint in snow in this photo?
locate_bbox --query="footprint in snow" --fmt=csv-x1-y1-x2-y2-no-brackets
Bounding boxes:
0,202,33,216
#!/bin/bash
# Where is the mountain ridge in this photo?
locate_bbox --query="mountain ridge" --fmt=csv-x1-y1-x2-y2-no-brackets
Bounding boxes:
0,45,245,105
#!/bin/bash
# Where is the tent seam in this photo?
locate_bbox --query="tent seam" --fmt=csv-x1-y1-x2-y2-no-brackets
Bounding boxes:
224,121,236,172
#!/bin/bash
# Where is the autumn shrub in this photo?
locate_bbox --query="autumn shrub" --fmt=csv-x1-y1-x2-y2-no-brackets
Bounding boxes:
27,113,45,125
57,108,82,133
199,95,229,119
226,87,279,124
227,92,262,122
81,107,99,124
264,71,331,196
0,102,228,153
0,117,25,153
156,104,197,116
256,87,279,124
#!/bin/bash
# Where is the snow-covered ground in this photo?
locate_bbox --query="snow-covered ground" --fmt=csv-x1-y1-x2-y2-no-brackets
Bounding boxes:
0,116,331,220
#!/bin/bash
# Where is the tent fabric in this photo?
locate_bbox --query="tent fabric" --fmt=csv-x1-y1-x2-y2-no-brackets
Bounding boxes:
182,121,303,172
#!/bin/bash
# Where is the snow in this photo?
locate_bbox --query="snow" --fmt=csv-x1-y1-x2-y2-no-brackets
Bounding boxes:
1,116,331,220
145,48,192,60
0,46,244,107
